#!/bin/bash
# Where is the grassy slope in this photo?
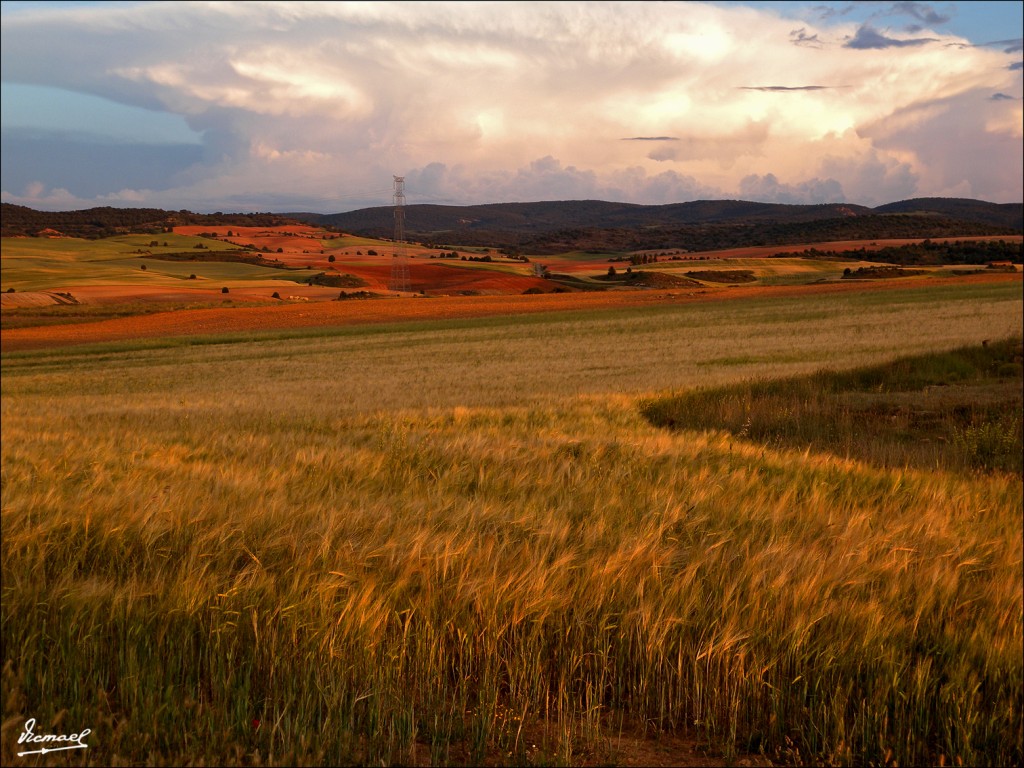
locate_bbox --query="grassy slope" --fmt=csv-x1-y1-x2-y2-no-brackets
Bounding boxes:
2,282,1022,766
1,234,307,292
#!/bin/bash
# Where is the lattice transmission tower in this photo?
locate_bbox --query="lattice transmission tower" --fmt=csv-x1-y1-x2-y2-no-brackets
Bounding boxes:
389,175,410,293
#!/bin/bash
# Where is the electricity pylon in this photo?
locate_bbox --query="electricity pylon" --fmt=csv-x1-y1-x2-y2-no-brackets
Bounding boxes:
389,175,409,293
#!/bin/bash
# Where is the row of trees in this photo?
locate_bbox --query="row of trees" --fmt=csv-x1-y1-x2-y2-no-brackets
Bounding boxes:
777,239,1022,266
512,216,1022,256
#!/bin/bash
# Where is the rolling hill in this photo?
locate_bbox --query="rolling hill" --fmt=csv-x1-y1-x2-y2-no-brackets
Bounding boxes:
291,198,1023,253
4,198,1021,254
0,204,297,239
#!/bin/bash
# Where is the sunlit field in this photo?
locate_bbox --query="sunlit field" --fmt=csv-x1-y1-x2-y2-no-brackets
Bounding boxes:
2,281,1021,766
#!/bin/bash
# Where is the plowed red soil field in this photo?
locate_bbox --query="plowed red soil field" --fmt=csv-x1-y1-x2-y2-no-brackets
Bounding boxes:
170,224,547,292
3,272,1019,352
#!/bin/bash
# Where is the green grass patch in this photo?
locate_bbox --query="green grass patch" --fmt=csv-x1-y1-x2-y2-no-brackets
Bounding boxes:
2,233,242,261
545,250,629,261
1,234,253,291
683,269,756,283
641,337,1024,475
325,234,394,248
0,300,273,331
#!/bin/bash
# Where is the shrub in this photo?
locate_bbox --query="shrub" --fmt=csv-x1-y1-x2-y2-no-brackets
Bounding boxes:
188,274,196,280
952,413,1023,473
997,362,1023,378
328,255,336,263
272,291,281,299
221,287,229,294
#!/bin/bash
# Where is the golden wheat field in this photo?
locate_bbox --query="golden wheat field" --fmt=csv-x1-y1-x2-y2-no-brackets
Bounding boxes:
2,278,1022,766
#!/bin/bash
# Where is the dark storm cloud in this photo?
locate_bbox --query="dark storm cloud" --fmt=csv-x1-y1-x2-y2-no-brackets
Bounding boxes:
0,127,204,197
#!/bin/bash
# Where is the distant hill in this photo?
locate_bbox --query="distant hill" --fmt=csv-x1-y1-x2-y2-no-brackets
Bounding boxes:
0,204,300,239
292,197,1022,253
4,197,1020,253
871,198,1024,230
293,200,874,236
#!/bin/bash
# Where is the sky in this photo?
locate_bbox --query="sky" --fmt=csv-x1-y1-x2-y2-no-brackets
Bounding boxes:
1,1,1021,213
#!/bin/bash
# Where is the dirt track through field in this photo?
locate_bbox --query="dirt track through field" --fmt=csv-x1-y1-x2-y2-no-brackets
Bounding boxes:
2,273,1020,352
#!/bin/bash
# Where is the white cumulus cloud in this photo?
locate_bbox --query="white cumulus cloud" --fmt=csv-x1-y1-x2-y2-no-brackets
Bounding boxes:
1,0,1020,211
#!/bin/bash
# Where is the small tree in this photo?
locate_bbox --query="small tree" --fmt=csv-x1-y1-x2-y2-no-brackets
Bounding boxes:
221,287,229,294
607,266,617,277
328,254,336,263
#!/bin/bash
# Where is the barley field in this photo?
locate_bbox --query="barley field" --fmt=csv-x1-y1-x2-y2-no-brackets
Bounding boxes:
2,280,1022,765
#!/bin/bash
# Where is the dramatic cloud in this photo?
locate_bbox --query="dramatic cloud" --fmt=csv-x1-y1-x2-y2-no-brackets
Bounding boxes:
979,38,1024,54
1,1,1020,211
890,2,951,27
739,173,845,205
845,25,937,49
859,87,1023,201
739,86,835,92
1,125,205,196
818,149,919,206
789,28,823,48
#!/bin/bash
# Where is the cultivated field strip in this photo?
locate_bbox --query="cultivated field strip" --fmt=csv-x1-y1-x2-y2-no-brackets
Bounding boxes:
2,272,1020,353
3,279,1021,413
